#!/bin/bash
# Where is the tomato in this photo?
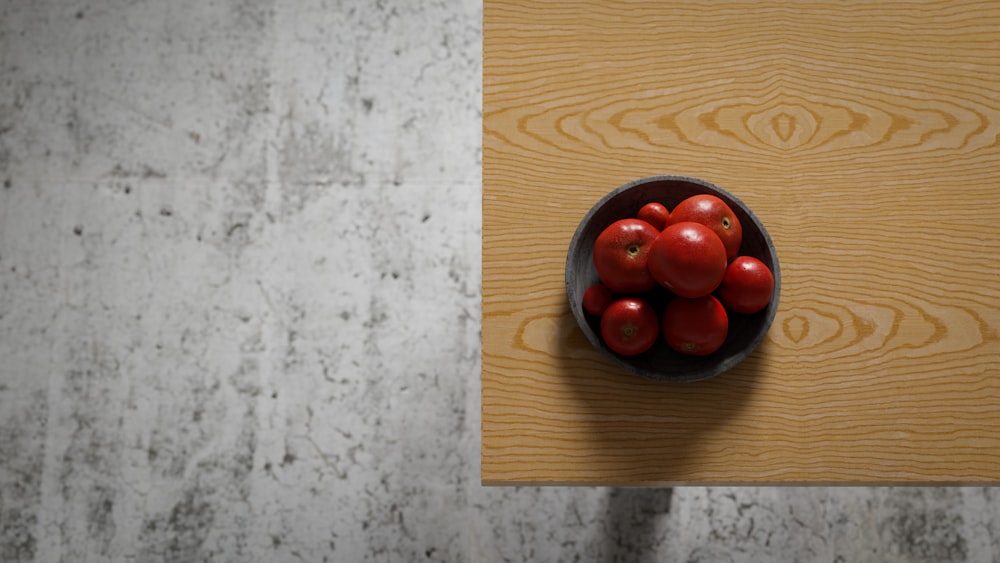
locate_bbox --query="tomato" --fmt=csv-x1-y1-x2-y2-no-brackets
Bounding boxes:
637,202,669,231
668,194,742,259
592,218,659,294
646,222,727,298
582,282,615,316
719,256,774,314
600,297,659,356
662,295,729,356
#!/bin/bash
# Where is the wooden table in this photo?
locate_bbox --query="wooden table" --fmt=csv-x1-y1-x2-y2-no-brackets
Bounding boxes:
482,1,1000,485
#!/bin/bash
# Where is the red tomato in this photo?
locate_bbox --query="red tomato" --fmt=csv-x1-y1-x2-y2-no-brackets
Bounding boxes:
719,256,774,314
600,297,659,356
646,222,727,298
637,202,669,231
592,218,659,294
662,295,729,356
668,194,742,259
582,282,615,316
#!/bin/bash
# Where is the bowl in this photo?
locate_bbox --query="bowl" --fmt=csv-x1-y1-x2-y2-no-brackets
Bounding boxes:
565,175,780,382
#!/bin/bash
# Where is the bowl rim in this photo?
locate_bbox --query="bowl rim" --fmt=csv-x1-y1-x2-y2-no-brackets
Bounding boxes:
565,175,781,382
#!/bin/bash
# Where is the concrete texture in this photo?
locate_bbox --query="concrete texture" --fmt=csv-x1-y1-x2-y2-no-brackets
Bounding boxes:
1,1,998,561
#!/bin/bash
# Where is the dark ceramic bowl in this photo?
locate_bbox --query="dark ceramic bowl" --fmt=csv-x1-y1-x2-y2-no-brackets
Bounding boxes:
565,175,780,382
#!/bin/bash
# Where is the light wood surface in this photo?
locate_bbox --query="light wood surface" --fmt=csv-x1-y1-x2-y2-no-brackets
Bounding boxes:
482,0,1000,485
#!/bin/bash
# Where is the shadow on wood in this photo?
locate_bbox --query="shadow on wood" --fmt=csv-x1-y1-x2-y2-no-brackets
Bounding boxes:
556,298,768,485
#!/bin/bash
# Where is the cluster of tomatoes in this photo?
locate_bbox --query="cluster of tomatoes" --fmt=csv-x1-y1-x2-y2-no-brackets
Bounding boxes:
584,194,774,357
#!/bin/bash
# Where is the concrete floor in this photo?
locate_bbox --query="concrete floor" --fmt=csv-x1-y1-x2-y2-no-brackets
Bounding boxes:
1,0,998,561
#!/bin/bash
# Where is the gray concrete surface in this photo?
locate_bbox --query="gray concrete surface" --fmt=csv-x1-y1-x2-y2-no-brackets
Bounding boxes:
1,1,998,561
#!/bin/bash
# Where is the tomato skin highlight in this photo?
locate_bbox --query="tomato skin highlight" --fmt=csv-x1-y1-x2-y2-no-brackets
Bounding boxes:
600,297,659,356
647,222,727,298
662,295,729,356
637,202,670,231
592,219,659,294
719,256,774,314
668,194,743,259
582,282,615,317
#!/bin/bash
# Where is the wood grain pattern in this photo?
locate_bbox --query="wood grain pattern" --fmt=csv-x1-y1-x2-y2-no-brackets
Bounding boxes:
482,0,1000,485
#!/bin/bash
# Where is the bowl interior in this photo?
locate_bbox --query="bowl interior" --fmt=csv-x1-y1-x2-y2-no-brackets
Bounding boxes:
565,176,780,382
